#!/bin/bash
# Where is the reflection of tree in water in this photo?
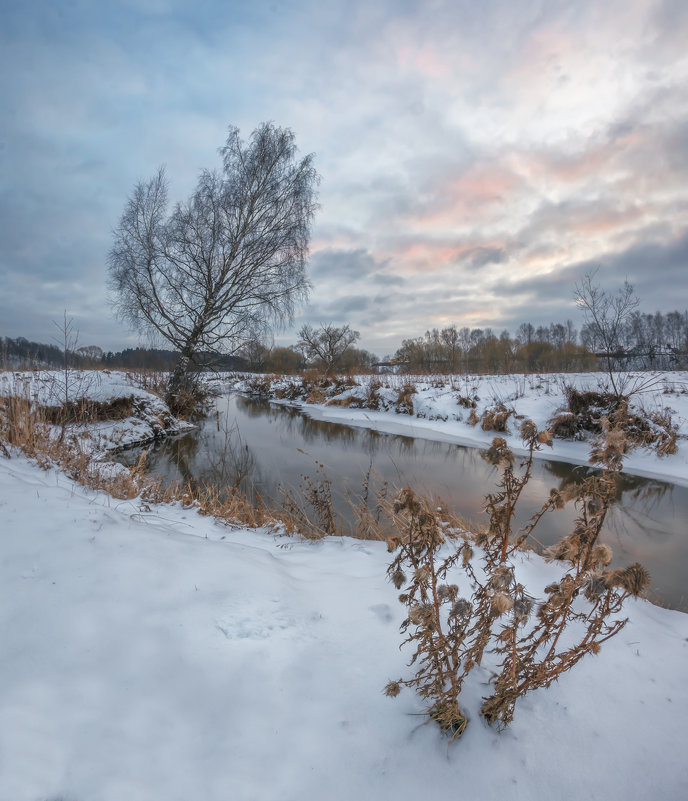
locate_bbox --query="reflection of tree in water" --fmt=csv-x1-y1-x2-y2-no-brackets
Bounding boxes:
233,395,273,418
238,395,360,446
541,458,673,510
164,432,200,490
204,425,258,500
475,449,679,552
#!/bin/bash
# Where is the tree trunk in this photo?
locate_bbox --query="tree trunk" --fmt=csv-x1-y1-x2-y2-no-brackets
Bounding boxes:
165,346,195,410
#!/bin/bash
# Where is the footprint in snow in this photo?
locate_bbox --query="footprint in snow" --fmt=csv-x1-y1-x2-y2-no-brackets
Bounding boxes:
368,603,394,624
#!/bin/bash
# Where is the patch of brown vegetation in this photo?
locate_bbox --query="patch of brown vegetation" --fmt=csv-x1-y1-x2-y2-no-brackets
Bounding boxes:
395,383,415,415
479,402,514,432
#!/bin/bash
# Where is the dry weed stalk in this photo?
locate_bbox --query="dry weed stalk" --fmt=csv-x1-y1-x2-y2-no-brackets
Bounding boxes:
279,461,341,539
384,487,473,738
386,418,650,740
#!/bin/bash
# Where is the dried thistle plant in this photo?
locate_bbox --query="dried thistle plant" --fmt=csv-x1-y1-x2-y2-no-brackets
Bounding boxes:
385,487,473,739
385,418,650,740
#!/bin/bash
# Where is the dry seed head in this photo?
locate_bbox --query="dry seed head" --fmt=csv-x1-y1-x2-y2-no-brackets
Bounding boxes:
545,536,580,563
491,592,514,616
537,430,553,447
384,680,402,698
451,598,472,619
391,568,407,590
520,420,537,440
591,544,613,566
398,592,409,603
437,583,458,602
462,544,474,567
484,437,514,467
489,565,514,591
512,598,533,623
413,566,430,584
420,603,436,627
561,483,580,502
386,536,401,553
584,574,607,601
409,603,435,628
549,488,565,510
544,582,561,595
610,563,651,596
394,487,421,515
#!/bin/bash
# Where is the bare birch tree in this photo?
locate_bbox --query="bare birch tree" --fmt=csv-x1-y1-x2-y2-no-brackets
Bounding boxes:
108,123,319,406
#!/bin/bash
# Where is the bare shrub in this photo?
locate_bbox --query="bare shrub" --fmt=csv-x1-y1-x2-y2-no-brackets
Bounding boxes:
305,386,327,404
364,380,383,410
649,409,679,456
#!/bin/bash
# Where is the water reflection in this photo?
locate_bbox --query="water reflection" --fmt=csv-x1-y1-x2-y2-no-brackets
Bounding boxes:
116,394,687,611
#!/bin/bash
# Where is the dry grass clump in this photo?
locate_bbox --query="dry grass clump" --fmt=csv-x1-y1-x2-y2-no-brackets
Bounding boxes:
548,411,579,439
279,461,341,539
649,409,679,455
42,396,136,425
0,393,51,459
457,394,477,409
395,383,416,415
385,419,649,739
363,380,383,410
248,376,275,397
550,384,680,457
469,401,514,432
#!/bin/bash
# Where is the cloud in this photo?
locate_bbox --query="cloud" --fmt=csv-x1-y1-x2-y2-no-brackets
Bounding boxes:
1,0,687,356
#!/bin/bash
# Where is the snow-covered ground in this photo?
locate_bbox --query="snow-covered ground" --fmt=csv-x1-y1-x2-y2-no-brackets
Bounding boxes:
0,369,194,454
1,452,687,800
231,371,688,487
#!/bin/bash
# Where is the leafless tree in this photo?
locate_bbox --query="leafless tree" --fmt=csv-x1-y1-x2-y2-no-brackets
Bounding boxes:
108,123,319,405
575,270,639,397
297,323,360,375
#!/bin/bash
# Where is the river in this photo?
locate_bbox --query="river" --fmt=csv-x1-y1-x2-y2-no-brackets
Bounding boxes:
116,393,688,610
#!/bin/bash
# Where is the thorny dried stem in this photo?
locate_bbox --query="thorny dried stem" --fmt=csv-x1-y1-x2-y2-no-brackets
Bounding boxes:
385,417,650,739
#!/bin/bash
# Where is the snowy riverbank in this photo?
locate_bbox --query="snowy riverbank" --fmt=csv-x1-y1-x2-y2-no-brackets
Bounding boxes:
1,452,687,800
231,371,688,487
0,369,194,455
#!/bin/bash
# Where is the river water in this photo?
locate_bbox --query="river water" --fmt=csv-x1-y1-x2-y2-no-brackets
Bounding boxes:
116,394,688,610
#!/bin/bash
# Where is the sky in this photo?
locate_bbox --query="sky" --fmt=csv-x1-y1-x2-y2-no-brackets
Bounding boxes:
1,0,687,358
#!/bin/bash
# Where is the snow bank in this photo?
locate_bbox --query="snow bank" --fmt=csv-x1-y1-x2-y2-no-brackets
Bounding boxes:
1,453,686,801
231,371,688,487
0,369,194,454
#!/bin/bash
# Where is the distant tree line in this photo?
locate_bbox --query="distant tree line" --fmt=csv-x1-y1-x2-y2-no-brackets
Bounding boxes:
0,338,248,372
2,308,686,375
392,309,688,374
393,321,592,374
